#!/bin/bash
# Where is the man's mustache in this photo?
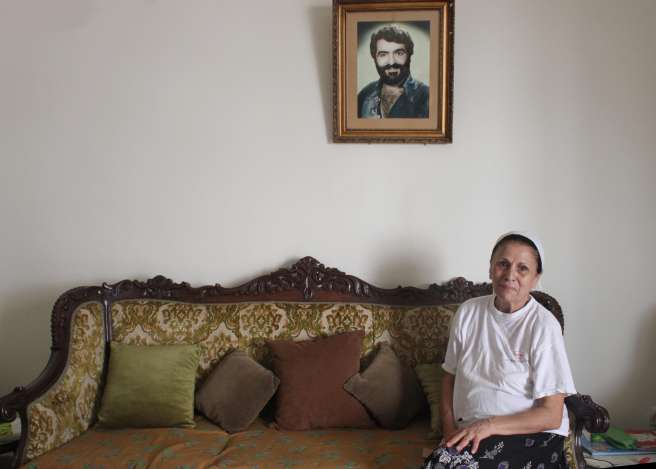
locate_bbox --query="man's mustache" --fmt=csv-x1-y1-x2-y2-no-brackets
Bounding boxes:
381,64,402,71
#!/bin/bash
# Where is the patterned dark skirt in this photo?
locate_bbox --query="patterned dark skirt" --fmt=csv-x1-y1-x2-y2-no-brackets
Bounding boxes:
421,433,565,469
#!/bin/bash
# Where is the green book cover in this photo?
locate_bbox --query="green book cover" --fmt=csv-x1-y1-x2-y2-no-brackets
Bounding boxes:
0,422,12,436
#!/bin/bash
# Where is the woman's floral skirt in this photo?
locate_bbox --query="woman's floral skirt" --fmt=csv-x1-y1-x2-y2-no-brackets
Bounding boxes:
422,433,565,469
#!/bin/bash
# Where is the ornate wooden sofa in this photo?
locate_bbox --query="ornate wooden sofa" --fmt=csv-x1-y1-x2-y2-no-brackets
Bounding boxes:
0,257,609,468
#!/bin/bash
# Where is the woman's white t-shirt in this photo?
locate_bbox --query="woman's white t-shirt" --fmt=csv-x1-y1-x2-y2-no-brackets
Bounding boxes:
442,295,576,436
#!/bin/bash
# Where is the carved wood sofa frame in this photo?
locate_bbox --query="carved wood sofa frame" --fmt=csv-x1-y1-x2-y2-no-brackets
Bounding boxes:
0,256,609,468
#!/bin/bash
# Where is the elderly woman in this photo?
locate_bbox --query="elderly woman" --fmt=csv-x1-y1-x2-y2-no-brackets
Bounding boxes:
422,232,576,469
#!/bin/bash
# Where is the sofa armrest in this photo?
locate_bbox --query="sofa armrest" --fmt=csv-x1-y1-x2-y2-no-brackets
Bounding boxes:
565,393,610,469
0,296,106,467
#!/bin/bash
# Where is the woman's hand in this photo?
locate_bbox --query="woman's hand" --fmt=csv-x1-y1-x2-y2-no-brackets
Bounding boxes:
439,424,460,446
445,418,495,454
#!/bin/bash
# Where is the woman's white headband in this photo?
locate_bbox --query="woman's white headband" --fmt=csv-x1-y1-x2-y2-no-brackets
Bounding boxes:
493,231,544,272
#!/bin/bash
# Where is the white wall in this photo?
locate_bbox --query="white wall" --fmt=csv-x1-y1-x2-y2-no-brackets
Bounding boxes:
1,0,654,428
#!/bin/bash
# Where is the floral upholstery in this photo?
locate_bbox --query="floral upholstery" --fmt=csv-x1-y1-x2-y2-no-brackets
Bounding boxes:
25,302,105,461
110,300,459,379
21,299,579,469
564,434,577,469
22,415,432,468
23,300,456,465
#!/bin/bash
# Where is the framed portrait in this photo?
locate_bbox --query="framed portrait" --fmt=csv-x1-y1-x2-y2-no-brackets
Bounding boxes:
332,0,454,143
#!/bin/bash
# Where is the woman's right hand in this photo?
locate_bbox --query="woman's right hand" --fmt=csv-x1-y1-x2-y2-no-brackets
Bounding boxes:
439,423,459,446
445,418,495,454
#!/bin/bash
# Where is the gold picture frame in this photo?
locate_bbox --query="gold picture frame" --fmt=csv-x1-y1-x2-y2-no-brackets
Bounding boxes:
333,0,454,143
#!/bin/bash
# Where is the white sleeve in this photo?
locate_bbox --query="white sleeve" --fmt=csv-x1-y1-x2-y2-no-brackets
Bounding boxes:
530,316,577,400
442,306,462,375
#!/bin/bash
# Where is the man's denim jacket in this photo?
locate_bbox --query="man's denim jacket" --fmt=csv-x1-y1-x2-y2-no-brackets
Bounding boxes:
357,76,429,118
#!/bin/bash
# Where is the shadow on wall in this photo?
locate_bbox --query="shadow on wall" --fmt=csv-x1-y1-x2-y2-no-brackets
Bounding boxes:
307,5,333,143
226,252,444,293
9,0,99,32
604,305,656,427
370,245,444,289
0,284,68,395
235,256,308,287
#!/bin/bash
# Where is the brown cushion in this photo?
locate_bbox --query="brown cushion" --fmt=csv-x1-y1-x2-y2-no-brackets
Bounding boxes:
195,350,279,433
269,330,374,430
344,342,426,429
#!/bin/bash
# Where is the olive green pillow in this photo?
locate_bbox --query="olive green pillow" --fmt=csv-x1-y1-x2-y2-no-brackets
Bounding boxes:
414,363,444,438
97,343,200,428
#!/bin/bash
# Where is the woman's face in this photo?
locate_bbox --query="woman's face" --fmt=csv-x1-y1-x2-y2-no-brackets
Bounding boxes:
489,241,541,313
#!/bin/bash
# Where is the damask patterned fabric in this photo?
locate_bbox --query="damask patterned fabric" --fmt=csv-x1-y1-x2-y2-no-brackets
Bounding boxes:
22,415,432,468
20,300,578,469
110,300,460,379
25,302,105,461
563,432,578,469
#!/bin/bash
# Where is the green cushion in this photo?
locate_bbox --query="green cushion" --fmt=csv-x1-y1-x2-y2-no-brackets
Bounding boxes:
97,343,200,428
414,363,444,439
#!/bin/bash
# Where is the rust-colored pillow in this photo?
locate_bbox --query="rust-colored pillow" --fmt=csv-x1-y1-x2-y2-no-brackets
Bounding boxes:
269,330,375,430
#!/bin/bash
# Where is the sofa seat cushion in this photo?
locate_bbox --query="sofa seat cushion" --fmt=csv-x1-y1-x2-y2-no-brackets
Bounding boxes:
22,416,433,468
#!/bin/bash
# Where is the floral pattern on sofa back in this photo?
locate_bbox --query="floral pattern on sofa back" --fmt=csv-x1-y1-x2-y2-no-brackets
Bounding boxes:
110,300,459,380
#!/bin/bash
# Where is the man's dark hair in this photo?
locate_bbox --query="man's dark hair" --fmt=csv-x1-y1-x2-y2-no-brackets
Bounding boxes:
490,234,543,274
369,25,414,58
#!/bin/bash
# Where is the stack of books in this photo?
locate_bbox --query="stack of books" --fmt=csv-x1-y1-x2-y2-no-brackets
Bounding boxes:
582,428,656,457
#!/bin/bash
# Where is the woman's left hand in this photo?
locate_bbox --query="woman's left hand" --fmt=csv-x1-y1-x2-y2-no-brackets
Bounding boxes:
445,418,495,454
